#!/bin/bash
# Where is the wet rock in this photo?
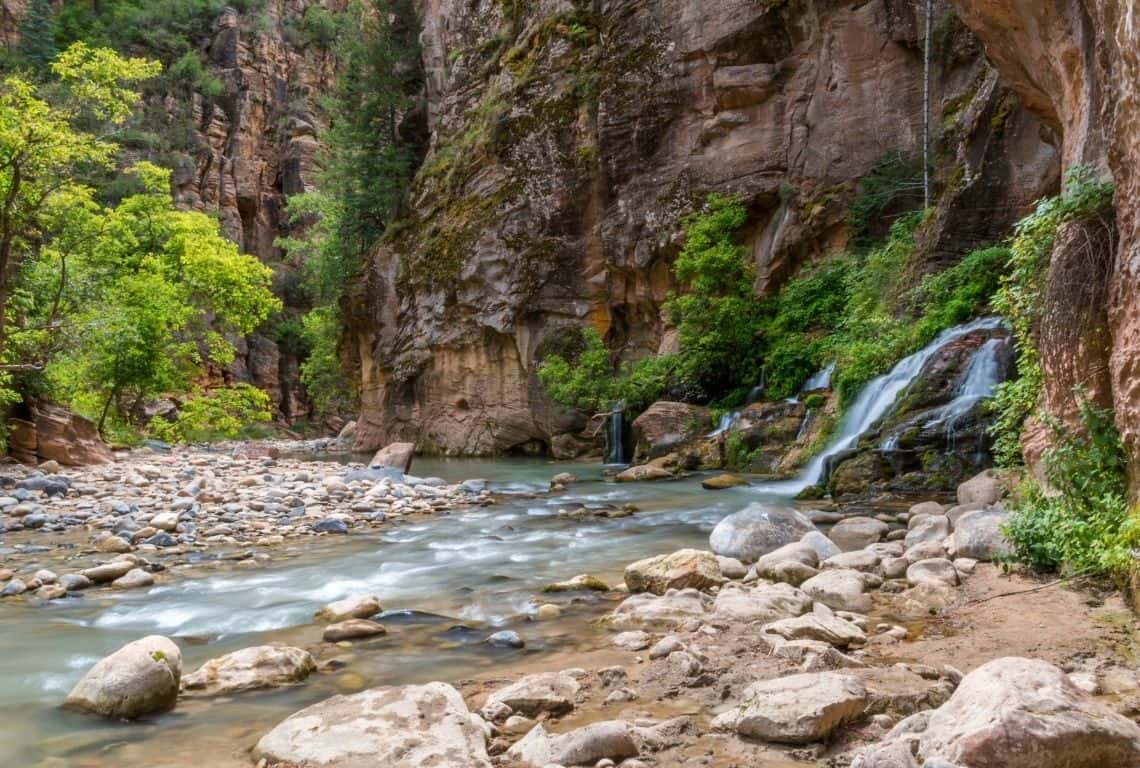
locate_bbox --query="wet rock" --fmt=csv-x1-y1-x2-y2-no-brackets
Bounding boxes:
96,535,133,554
487,630,525,648
828,517,889,551
852,657,1140,768
63,635,181,719
483,672,580,719
713,582,813,623
550,472,579,488
1,578,27,596
956,468,1008,506
712,672,868,744
313,518,349,534
632,401,712,461
507,720,639,767
111,568,154,589
906,558,959,588
323,619,388,642
59,573,92,591
952,506,1011,561
709,504,817,563
702,473,746,490
369,441,416,472
182,645,315,696
542,574,611,593
609,589,710,630
315,594,382,622
144,531,176,547
81,560,135,584
255,682,491,768
801,569,873,613
35,584,66,600
624,549,726,595
614,464,673,482
535,603,561,620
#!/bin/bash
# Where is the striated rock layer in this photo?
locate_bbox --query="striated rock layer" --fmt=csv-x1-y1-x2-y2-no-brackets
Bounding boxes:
347,0,1057,454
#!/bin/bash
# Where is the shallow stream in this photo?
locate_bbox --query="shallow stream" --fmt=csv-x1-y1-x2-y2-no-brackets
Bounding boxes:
0,456,791,767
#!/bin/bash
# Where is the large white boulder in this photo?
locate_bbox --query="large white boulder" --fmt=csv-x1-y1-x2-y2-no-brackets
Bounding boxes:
709,504,817,562
624,548,725,594
255,682,491,768
181,645,315,696
63,635,181,719
712,672,868,744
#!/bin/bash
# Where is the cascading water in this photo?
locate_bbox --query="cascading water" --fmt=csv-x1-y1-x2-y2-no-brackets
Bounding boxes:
801,362,836,392
754,317,1007,495
604,403,629,464
927,336,1009,442
708,411,741,438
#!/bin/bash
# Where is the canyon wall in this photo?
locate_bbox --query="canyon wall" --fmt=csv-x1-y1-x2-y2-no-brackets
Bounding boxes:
948,0,1140,478
347,0,1058,455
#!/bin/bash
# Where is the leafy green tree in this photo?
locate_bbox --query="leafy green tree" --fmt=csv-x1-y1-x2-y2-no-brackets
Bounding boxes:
149,383,273,443
44,163,281,433
0,42,160,375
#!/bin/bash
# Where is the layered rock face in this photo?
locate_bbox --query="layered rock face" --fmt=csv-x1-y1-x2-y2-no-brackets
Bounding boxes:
348,0,1057,454
948,0,1140,478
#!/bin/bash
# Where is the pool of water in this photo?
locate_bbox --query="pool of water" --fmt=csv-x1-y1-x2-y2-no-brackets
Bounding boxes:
0,457,791,767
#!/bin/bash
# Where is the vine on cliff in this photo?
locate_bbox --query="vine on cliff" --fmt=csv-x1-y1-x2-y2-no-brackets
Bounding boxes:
990,167,1114,466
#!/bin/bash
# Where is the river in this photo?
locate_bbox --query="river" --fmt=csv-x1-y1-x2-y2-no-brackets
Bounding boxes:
0,456,788,767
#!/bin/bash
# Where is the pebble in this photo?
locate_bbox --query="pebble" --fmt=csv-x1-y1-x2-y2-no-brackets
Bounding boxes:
487,630,525,649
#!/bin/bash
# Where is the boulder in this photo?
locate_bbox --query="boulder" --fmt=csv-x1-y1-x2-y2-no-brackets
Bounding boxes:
702,473,747,490
507,720,640,767
952,506,1011,561
482,672,580,719
904,515,950,549
624,549,726,595
181,645,315,696
828,517,889,551
615,464,673,482
81,560,136,584
255,682,491,768
945,501,989,527
709,504,817,563
852,657,1140,768
631,401,711,461
323,619,388,642
763,605,867,648
111,568,154,589
713,582,813,623
19,402,114,466
315,594,382,622
801,569,873,613
906,558,960,588
369,442,415,472
822,549,881,573
712,672,868,744
63,635,181,719
956,468,1008,506
609,589,710,630
801,530,843,561
908,501,946,517
542,574,611,592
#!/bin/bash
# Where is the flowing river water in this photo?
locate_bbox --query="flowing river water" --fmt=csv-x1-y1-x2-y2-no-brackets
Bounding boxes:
0,456,793,767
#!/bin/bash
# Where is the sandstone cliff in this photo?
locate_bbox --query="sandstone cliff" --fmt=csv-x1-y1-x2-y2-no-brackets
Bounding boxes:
347,0,1058,455
948,0,1140,479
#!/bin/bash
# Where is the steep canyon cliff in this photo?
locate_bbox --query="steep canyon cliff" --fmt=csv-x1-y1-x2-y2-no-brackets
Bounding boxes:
346,0,1059,455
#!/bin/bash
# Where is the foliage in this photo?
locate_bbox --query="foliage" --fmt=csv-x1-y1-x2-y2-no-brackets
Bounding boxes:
990,168,1115,465
18,0,58,73
1003,398,1137,575
168,51,222,99
149,384,272,443
42,163,280,431
536,327,674,414
301,6,340,49
724,431,759,472
845,152,926,248
299,305,356,419
664,193,766,405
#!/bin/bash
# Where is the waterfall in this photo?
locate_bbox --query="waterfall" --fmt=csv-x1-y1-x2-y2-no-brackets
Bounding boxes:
604,404,629,465
927,336,1009,441
746,367,767,404
753,317,1006,495
801,362,836,392
708,411,741,438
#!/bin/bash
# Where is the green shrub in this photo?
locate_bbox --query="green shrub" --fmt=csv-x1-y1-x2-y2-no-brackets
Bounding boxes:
1003,398,1137,575
299,306,356,419
301,6,339,49
150,384,272,443
724,431,758,471
802,393,826,410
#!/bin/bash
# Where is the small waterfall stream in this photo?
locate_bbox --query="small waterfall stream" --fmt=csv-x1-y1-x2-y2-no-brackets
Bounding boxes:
604,404,629,464
754,317,1006,494
926,336,1009,441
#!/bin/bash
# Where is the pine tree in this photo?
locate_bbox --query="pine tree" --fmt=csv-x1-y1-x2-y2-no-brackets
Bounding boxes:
18,0,58,73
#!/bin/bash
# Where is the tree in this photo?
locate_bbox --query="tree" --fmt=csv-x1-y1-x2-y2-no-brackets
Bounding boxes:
17,0,57,72
0,42,160,367
43,163,281,434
